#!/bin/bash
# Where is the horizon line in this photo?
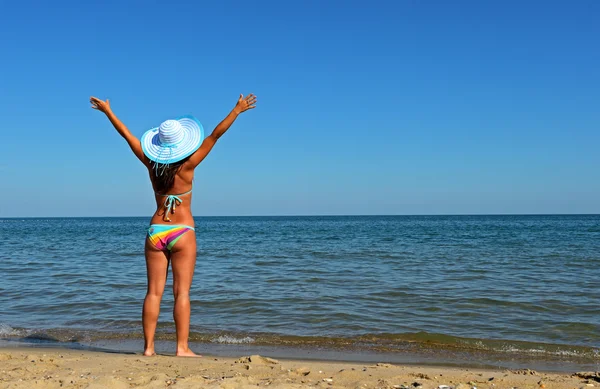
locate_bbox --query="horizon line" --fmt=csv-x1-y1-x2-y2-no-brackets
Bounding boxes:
1,213,599,219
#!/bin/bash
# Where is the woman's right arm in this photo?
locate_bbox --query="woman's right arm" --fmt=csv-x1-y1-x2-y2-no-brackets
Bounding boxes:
90,96,149,166
186,93,257,168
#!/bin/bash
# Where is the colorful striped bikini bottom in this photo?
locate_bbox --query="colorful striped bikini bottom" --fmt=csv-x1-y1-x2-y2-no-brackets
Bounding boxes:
147,224,195,251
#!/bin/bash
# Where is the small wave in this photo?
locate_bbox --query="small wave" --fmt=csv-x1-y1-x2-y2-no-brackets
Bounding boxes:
0,324,24,337
211,335,255,344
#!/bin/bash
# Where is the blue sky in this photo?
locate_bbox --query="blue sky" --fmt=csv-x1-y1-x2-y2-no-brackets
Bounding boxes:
0,1,598,217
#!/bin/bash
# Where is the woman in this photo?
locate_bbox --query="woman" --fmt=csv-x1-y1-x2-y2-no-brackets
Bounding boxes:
90,94,257,356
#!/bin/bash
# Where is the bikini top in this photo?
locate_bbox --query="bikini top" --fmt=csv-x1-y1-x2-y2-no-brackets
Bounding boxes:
156,187,192,221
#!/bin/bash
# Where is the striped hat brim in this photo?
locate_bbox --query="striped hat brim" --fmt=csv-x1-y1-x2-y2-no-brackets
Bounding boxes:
141,115,204,164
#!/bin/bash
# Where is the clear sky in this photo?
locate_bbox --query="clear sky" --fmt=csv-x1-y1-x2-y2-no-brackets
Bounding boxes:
1,1,598,217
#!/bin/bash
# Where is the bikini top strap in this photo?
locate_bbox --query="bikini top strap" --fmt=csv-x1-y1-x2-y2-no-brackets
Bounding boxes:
155,188,193,197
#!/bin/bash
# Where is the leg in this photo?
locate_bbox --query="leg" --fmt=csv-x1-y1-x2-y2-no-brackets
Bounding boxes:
142,239,169,356
169,230,199,357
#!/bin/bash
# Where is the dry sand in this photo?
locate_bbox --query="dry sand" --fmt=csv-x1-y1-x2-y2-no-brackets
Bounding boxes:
0,348,597,389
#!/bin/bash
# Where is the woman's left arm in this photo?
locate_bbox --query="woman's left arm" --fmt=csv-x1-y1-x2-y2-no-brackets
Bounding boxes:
90,96,149,166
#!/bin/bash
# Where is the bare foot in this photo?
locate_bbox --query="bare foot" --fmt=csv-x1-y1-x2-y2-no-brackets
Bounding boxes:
143,349,156,357
176,347,202,357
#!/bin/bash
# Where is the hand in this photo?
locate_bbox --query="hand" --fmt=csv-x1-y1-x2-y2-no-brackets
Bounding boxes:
90,96,111,114
233,93,257,114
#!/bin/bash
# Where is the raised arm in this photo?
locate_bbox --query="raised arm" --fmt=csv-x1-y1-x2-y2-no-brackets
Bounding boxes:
90,96,149,166
186,93,257,169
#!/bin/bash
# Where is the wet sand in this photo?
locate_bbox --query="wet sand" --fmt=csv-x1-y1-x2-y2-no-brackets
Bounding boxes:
1,347,597,388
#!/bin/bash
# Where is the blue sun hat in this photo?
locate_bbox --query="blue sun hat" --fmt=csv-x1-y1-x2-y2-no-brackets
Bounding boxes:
141,115,204,165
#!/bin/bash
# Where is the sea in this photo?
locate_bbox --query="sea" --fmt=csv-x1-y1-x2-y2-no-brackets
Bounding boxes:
0,215,599,372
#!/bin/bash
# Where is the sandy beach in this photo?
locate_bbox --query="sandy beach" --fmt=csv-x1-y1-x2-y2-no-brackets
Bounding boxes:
1,347,597,389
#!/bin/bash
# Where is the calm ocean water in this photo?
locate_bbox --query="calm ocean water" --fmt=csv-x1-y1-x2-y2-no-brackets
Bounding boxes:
1,215,599,365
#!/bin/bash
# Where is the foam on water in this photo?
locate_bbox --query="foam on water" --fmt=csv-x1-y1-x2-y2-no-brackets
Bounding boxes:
0,324,23,337
211,335,256,344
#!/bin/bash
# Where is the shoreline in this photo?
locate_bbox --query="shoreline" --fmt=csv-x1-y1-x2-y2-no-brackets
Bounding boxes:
3,326,598,373
2,337,598,375
1,346,597,389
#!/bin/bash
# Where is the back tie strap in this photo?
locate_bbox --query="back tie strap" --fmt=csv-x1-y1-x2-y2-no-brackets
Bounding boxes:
156,189,192,222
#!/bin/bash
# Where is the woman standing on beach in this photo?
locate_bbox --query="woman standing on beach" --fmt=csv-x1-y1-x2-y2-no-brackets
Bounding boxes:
90,94,257,356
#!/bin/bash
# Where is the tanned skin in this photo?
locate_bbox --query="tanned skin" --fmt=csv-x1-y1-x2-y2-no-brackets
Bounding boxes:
90,94,257,356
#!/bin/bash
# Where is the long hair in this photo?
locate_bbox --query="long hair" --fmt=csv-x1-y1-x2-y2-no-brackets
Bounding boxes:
149,157,190,194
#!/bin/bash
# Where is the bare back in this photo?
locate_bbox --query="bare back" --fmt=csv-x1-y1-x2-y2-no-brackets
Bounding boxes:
148,164,196,226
